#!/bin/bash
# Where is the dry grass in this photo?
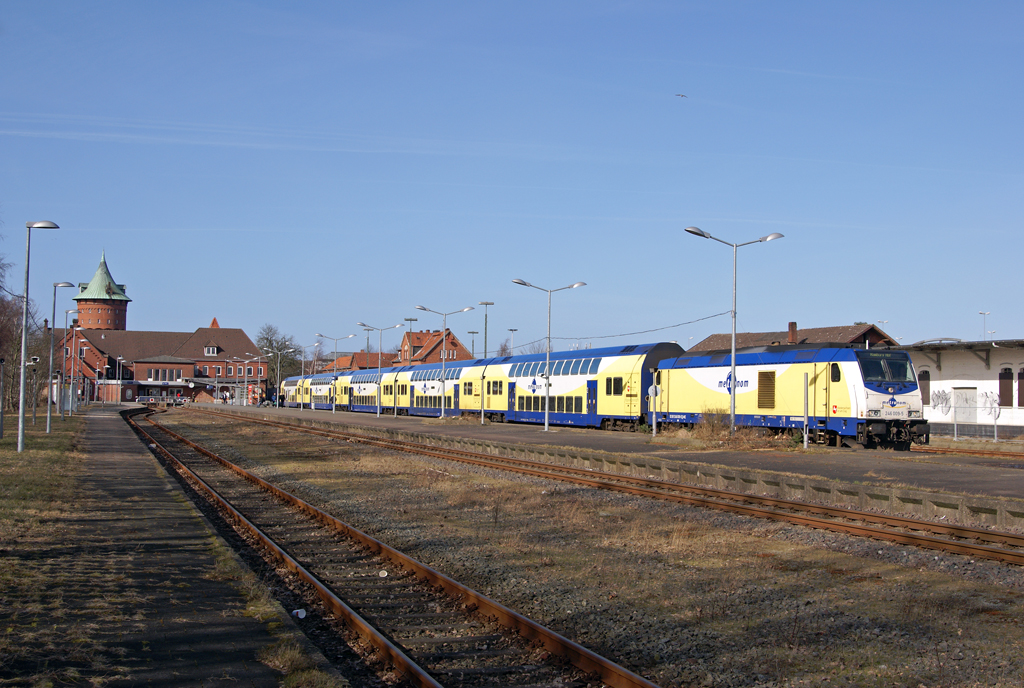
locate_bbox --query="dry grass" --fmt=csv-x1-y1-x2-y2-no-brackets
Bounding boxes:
163,410,1024,687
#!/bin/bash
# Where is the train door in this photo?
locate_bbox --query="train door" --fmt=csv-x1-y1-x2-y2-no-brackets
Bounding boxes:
453,385,460,413
586,380,598,426
624,363,642,417
508,382,516,420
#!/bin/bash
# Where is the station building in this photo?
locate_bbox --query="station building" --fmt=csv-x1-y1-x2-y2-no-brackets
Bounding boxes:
900,339,1024,438
54,254,266,405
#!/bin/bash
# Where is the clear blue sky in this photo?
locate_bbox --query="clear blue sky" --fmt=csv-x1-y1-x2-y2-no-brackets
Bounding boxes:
2,2,1021,354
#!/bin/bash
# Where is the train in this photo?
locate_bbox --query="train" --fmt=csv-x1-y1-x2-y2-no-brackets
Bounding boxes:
280,341,930,449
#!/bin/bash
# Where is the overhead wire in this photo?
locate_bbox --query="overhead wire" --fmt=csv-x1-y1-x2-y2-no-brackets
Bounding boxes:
508,310,730,354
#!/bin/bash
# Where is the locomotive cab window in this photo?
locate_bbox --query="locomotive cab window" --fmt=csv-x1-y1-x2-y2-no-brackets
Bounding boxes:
830,363,841,383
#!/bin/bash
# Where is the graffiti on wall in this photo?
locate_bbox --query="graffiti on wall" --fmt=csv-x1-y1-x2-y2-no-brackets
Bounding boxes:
980,391,1002,419
931,390,951,416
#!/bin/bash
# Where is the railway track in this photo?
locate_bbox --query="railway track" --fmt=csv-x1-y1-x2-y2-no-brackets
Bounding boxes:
126,409,660,688
188,407,1024,567
912,443,1024,460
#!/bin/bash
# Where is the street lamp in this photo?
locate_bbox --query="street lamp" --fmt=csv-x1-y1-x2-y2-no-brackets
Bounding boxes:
684,226,784,435
415,305,474,418
478,301,494,357
19,221,59,452
467,331,478,357
511,279,586,431
979,312,990,341
116,355,125,404
62,310,79,419
27,357,40,423
356,323,403,417
508,328,517,354
315,333,356,412
262,345,296,407
47,282,74,433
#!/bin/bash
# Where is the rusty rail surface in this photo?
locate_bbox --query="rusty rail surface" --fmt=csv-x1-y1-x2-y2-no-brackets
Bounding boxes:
131,409,663,688
912,444,1024,460
190,407,1024,567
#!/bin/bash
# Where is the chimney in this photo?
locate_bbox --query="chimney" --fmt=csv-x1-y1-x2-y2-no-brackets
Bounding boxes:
788,322,797,344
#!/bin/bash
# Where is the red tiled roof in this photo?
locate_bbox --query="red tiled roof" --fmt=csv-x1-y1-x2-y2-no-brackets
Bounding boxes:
324,351,399,371
689,324,894,352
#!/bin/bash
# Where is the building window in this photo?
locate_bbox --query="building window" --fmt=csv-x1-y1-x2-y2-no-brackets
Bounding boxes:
258,366,263,376
919,370,931,406
203,366,209,376
247,366,253,376
216,366,222,376
227,366,233,376
204,346,217,356
999,368,1013,407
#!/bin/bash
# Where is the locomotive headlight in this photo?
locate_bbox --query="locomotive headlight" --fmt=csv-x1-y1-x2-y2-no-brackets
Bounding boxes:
867,410,881,417
909,410,922,418
887,387,894,393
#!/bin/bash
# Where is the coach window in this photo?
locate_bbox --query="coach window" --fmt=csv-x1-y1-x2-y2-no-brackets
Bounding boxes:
919,370,931,405
830,363,841,383
999,368,1013,407
553,361,565,376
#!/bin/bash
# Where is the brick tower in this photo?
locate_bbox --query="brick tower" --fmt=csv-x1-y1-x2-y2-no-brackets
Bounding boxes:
73,252,131,330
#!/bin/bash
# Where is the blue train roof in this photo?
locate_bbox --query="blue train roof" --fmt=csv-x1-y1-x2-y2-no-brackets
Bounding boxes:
659,344,911,369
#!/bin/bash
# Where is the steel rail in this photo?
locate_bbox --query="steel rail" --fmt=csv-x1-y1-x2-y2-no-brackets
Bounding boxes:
125,411,445,688
139,410,663,688
912,444,1024,460
189,408,1024,566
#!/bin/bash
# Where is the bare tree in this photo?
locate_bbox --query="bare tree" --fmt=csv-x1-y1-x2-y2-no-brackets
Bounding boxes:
525,339,548,355
496,338,512,356
257,323,300,389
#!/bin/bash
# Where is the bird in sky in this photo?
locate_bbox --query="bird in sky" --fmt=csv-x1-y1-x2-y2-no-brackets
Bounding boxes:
676,94,687,98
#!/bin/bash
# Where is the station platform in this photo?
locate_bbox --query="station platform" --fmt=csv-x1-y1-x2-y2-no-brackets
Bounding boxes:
202,403,1024,501
72,405,304,686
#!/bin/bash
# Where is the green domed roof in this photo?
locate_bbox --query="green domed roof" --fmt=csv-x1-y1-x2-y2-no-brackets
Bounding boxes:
73,252,131,302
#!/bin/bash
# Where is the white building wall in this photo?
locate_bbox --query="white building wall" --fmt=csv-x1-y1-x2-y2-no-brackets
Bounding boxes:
909,349,1024,430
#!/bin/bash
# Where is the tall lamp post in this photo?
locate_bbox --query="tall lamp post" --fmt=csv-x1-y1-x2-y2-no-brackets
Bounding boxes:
684,226,784,435
415,305,474,418
47,282,74,433
19,221,59,452
62,310,79,418
467,331,478,357
508,328,517,354
979,311,990,341
262,345,296,407
315,333,356,412
356,323,403,417
478,301,494,357
512,279,586,431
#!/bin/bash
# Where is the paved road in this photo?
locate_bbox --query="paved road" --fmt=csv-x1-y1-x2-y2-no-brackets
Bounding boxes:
209,403,1024,500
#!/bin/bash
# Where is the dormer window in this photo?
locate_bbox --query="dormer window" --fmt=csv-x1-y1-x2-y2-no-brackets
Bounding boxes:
204,346,217,356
